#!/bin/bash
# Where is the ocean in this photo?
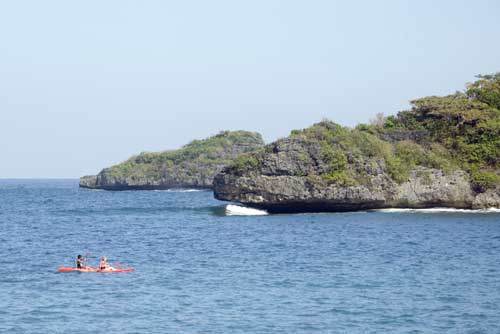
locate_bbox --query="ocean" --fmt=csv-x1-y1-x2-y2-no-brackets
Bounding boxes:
1,179,499,333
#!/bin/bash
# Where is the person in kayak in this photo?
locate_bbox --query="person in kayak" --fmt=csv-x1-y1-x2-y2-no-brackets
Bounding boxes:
99,256,115,270
75,255,86,269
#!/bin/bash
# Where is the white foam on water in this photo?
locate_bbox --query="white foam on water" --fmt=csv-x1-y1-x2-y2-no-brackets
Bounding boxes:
153,189,206,193
226,205,268,216
171,189,205,192
375,207,500,213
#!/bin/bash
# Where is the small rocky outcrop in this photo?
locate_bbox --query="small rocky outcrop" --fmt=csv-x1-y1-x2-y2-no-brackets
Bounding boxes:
80,131,264,190
79,175,97,188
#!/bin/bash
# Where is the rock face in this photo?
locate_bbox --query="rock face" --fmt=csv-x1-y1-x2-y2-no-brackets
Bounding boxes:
214,123,500,213
214,169,484,213
380,130,429,144
79,175,97,188
80,131,264,190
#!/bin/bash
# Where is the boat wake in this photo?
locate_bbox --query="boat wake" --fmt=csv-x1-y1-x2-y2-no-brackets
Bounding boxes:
225,205,268,216
375,207,500,213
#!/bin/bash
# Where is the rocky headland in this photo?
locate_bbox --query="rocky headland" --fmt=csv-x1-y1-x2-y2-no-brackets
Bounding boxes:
80,131,264,190
214,74,500,212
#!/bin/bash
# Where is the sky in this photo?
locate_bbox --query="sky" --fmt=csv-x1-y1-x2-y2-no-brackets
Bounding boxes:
1,0,499,178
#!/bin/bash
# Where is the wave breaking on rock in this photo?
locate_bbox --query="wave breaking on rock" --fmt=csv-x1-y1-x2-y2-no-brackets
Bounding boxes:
225,205,268,216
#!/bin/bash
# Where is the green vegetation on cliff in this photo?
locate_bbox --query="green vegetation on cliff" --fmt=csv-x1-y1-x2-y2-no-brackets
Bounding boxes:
227,153,263,176
107,131,263,178
226,73,500,192
82,130,264,189
384,73,500,191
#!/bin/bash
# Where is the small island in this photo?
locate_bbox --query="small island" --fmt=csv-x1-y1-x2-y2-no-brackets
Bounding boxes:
214,74,500,212
80,130,264,190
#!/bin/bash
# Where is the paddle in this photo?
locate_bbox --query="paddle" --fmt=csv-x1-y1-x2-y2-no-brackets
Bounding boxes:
84,252,91,268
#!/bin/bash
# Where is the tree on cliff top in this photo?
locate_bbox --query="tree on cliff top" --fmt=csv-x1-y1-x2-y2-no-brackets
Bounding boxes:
466,73,500,110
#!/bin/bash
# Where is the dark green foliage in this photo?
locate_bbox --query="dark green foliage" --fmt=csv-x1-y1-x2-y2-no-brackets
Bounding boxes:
304,120,391,160
394,141,425,166
384,116,397,129
385,156,409,184
394,141,443,170
322,171,357,186
320,143,347,172
227,154,261,176
349,131,392,158
355,123,379,134
319,143,357,185
469,167,500,192
466,73,500,110
298,119,345,142
384,141,454,184
389,109,425,130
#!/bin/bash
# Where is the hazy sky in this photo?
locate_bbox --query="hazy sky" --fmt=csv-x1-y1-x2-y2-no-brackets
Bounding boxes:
1,0,499,178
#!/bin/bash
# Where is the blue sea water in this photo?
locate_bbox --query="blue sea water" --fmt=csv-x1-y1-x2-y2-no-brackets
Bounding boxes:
1,179,500,333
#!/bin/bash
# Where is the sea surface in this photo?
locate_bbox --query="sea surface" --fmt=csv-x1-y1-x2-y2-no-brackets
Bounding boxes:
1,179,500,333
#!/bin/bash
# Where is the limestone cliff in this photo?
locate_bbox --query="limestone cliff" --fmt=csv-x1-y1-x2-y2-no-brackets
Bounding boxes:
214,131,499,212
214,74,500,212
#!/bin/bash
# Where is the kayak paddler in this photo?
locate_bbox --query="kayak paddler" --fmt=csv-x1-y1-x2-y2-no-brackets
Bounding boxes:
99,256,115,271
75,255,87,269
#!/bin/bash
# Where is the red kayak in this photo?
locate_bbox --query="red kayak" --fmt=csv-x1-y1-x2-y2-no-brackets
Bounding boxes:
58,266,134,273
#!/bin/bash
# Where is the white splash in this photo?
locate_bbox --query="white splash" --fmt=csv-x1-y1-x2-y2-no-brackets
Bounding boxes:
226,205,268,216
375,207,500,213
153,189,206,193
172,189,205,192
